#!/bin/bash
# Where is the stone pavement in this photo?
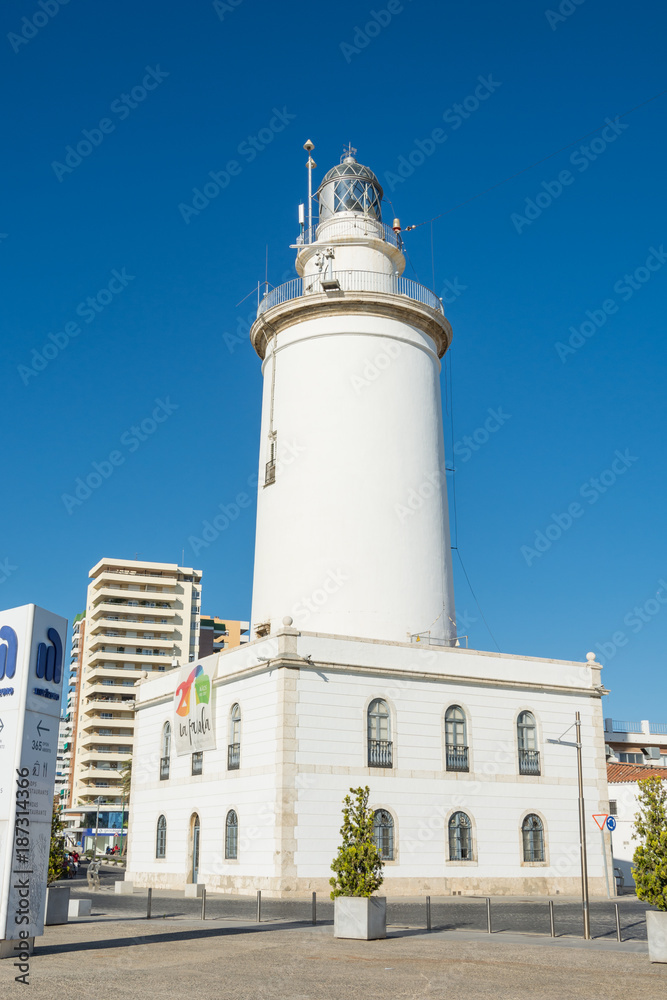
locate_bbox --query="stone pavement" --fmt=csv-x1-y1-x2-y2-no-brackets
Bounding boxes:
4,909,667,1000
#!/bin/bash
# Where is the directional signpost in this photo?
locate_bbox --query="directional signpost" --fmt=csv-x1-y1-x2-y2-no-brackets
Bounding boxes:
592,814,614,897
0,605,67,962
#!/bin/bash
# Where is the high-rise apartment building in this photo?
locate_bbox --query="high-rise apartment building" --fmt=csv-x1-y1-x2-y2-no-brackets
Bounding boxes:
70,558,202,810
198,616,249,658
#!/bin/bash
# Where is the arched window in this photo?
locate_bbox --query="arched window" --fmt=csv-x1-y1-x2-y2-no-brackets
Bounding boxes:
160,722,171,780
228,704,241,770
367,699,392,767
156,815,167,858
522,814,545,862
448,811,473,861
190,813,200,883
445,706,468,772
372,809,394,860
517,711,540,775
225,810,238,859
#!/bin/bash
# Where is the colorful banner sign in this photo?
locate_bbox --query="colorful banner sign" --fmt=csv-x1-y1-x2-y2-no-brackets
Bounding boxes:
173,660,216,756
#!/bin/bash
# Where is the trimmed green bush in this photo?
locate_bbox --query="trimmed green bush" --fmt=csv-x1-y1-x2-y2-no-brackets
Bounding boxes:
632,776,667,911
48,804,67,885
330,786,384,899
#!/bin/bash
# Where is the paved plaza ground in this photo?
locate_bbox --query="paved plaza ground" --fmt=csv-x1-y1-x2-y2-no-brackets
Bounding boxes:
3,878,666,999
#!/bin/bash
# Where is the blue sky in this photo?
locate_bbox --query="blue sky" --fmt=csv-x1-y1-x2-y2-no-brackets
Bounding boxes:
1,0,666,722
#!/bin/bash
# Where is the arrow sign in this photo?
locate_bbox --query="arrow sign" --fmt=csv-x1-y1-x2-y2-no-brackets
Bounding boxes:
606,816,617,832
593,813,609,830
36,720,50,736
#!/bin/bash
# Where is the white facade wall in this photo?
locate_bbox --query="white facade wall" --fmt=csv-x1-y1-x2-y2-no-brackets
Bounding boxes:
126,630,611,897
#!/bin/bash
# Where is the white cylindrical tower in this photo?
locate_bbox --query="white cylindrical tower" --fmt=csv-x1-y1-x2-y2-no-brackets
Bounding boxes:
249,149,456,645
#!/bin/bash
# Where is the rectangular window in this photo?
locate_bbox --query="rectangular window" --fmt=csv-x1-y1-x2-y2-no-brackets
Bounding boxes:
618,752,644,764
609,800,617,816
192,752,203,776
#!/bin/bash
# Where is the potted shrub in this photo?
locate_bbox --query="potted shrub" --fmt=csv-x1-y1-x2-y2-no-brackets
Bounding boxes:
330,786,385,940
632,776,667,962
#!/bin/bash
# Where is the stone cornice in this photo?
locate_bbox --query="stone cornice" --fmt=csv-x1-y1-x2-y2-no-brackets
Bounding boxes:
250,290,452,360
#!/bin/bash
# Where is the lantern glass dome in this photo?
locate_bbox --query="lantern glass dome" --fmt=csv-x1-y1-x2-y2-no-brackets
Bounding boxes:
317,156,383,222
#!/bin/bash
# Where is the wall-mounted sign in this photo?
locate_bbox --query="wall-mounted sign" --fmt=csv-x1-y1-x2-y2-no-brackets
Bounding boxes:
173,660,216,756
0,605,67,945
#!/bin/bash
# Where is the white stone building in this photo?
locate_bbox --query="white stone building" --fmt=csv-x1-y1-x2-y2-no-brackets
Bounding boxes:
607,759,666,890
126,147,612,897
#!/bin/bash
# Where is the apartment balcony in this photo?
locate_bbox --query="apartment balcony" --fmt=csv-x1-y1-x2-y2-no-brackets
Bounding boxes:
93,617,175,633
79,749,132,764
518,749,541,776
82,698,135,715
90,602,177,620
86,668,142,685
88,635,174,652
92,570,179,589
87,651,173,668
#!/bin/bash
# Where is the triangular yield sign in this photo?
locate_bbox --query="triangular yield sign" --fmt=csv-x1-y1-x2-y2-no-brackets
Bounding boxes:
593,814,608,830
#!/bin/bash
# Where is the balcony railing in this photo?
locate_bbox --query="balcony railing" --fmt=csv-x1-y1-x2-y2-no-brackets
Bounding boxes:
446,744,469,772
258,270,444,317
295,219,401,249
611,720,643,733
518,749,541,776
368,739,393,768
159,756,170,780
649,722,667,735
192,752,203,776
228,743,240,770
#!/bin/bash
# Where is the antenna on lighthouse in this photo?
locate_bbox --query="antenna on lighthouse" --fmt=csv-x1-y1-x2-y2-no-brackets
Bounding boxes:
303,140,315,236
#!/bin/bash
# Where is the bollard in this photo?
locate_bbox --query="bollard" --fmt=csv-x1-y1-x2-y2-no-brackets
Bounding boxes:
486,897,492,934
146,888,152,920
549,899,555,938
201,887,207,921
614,902,622,942
256,889,261,923
426,895,431,932
312,891,316,926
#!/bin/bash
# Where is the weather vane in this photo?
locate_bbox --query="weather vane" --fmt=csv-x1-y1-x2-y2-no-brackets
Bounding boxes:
343,142,357,158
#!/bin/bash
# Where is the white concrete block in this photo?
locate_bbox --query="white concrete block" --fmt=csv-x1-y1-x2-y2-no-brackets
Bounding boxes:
647,911,667,963
68,898,92,917
115,881,134,894
184,883,205,898
334,896,386,940
0,937,34,960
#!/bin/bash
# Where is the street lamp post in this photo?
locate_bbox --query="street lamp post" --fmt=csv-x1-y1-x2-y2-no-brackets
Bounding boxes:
547,711,591,940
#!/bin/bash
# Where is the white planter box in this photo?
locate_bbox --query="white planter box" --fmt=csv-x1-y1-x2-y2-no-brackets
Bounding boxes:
115,881,134,895
68,899,92,918
184,884,206,898
647,911,667,963
334,896,386,940
45,887,70,925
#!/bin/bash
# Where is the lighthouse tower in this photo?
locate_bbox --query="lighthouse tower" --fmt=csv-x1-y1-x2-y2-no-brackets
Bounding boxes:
249,147,456,645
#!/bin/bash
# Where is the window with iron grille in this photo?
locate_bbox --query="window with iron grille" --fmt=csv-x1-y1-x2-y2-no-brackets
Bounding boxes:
448,812,473,861
192,752,203,776
445,705,469,772
156,815,167,858
522,813,545,862
225,810,238,859
372,809,394,860
368,699,392,767
609,800,617,816
160,721,171,780
228,703,241,769
517,712,540,775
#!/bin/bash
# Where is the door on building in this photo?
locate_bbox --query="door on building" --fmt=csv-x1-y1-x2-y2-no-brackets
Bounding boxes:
189,813,201,883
